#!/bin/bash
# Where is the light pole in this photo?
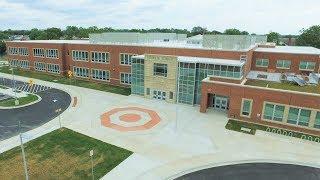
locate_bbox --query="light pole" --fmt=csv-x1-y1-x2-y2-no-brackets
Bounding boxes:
10,66,18,105
55,108,62,128
19,121,29,180
90,150,94,180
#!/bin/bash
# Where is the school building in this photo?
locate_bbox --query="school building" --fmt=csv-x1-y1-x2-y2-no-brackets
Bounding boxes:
5,33,320,136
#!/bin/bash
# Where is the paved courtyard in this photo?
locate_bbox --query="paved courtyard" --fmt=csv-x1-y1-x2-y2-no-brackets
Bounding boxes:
1,72,320,180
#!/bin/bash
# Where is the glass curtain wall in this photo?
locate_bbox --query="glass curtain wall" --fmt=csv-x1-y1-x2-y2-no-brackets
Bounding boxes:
131,58,145,96
178,61,244,105
177,62,196,105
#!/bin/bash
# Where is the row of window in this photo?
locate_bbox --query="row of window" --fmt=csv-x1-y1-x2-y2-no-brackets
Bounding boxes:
8,47,29,56
255,59,317,71
241,99,320,129
73,67,110,81
120,53,137,65
71,51,137,65
73,66,131,84
33,48,59,58
34,62,60,74
10,59,30,69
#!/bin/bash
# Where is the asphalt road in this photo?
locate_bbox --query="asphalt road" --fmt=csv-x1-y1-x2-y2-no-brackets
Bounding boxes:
176,163,320,180
0,88,71,140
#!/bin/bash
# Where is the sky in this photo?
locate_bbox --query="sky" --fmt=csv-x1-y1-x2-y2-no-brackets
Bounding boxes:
0,0,319,35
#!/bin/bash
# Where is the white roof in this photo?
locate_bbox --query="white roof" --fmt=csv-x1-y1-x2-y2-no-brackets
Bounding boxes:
8,39,247,52
132,55,244,66
10,40,90,44
255,46,320,55
178,56,245,66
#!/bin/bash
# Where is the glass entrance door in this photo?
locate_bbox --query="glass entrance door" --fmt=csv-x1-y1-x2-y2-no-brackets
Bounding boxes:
153,90,166,100
213,95,229,111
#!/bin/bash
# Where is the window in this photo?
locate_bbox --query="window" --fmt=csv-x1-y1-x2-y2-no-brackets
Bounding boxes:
299,61,316,71
146,88,150,95
47,64,60,74
263,103,285,122
18,47,29,56
287,107,311,127
120,73,131,85
169,92,174,99
10,59,20,67
20,60,29,69
34,62,46,72
72,50,89,61
73,67,89,78
91,52,109,63
153,63,168,77
315,112,320,129
8,47,18,55
91,69,109,81
120,53,136,65
256,59,269,67
46,49,59,58
9,59,29,69
276,60,291,69
33,48,45,57
241,99,252,117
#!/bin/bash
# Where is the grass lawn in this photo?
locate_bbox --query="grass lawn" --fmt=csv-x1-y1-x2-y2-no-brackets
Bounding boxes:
0,66,131,96
245,79,320,94
0,128,132,179
0,94,38,107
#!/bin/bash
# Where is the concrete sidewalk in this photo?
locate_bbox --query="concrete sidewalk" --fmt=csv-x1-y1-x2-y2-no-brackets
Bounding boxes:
1,72,320,180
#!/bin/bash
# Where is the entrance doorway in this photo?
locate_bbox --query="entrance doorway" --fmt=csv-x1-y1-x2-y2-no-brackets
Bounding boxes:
213,95,229,111
153,90,166,100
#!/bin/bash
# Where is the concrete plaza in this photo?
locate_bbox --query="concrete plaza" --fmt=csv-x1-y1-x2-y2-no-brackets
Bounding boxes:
0,72,320,180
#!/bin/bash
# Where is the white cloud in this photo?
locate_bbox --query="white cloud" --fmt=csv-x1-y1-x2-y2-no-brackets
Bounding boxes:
0,0,319,34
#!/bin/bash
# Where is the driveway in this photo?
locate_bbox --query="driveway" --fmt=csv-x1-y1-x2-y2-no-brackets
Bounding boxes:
0,88,71,140
176,163,320,180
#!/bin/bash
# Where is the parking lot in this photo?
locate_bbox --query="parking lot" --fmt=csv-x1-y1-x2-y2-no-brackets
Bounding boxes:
0,77,51,94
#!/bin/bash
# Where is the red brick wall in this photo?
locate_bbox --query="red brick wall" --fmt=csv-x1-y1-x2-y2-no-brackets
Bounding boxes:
6,41,244,86
252,51,320,73
5,42,65,74
200,81,320,136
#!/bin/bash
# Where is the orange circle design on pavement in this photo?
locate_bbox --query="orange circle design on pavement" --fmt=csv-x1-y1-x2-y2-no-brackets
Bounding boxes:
119,114,141,122
100,107,161,132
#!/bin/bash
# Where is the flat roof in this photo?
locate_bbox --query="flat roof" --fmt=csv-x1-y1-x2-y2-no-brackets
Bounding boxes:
178,56,245,66
132,55,244,66
255,46,320,55
8,40,248,52
9,40,90,44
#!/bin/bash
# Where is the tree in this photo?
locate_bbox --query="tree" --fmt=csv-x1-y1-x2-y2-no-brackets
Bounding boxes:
0,41,6,55
296,25,320,49
241,31,249,35
191,26,208,36
29,28,42,40
45,27,62,40
224,28,242,35
65,26,79,39
267,32,281,44
0,32,8,40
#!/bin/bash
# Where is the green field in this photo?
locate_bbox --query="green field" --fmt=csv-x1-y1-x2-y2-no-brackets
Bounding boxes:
0,94,38,107
0,128,132,179
0,66,131,95
245,79,320,94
